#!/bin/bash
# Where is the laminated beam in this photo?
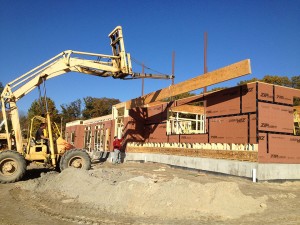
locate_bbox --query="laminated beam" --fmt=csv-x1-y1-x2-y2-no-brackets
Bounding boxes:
126,59,251,109
170,105,205,114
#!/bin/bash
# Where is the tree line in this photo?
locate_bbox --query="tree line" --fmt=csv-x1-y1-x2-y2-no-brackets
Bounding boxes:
25,96,120,135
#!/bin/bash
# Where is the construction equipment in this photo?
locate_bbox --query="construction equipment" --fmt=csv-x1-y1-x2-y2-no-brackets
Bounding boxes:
0,26,172,183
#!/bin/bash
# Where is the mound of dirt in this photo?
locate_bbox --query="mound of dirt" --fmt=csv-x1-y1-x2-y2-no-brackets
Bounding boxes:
18,168,267,220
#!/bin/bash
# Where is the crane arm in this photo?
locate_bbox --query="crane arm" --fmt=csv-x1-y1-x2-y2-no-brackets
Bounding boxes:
0,49,132,152
1,50,129,102
0,26,172,152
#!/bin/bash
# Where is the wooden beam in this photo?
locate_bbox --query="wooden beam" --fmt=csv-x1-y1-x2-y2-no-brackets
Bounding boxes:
126,59,251,109
170,105,205,114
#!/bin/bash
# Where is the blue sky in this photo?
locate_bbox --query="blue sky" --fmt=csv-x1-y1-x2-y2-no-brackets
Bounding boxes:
1,0,299,114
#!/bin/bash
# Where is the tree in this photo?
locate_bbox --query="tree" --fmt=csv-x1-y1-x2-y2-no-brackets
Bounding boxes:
162,92,195,102
19,111,29,139
82,97,120,119
237,75,299,88
210,87,227,92
28,97,59,120
291,75,300,89
237,78,260,86
27,97,60,133
262,75,291,87
61,99,82,123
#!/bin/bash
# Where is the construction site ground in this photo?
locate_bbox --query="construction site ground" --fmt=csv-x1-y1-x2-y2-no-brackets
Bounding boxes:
0,160,299,225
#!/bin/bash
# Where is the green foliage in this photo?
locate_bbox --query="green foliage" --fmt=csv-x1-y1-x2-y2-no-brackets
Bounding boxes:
262,75,291,87
28,97,59,120
19,112,29,139
210,87,227,92
238,75,300,88
291,75,300,89
27,97,60,134
294,97,300,106
82,97,120,119
237,78,260,86
163,92,195,102
61,99,82,123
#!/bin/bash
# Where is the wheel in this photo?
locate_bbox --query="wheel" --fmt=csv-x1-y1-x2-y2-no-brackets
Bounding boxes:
0,150,27,183
59,149,91,171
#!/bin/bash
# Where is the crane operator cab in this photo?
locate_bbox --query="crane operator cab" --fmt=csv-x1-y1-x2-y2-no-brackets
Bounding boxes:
26,116,52,162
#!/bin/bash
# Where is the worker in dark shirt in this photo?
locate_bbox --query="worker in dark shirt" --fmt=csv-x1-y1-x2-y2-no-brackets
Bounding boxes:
35,123,48,144
113,136,123,164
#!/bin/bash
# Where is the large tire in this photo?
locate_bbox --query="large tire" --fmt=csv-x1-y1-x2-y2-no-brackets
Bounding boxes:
0,150,26,183
59,149,91,171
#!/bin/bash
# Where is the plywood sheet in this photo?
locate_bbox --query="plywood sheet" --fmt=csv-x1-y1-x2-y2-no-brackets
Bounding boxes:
274,86,300,105
209,115,248,143
258,102,294,133
168,135,180,143
145,123,168,142
241,82,274,113
257,132,268,162
241,82,256,113
258,133,300,163
258,82,274,101
249,114,257,144
180,134,208,143
206,86,241,117
268,134,300,163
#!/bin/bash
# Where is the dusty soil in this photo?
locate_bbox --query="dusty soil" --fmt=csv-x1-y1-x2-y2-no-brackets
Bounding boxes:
0,161,300,225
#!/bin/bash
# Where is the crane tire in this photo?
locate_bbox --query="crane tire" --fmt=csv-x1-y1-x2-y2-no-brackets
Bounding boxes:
59,149,91,171
0,150,27,184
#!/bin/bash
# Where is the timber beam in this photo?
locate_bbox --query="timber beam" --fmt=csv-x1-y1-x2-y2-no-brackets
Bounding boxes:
126,59,251,109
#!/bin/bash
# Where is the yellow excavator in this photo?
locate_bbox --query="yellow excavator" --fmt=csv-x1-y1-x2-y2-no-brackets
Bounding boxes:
0,26,172,183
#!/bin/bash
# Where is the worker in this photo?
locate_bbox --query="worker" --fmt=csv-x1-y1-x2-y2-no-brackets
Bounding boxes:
35,123,48,145
113,136,123,164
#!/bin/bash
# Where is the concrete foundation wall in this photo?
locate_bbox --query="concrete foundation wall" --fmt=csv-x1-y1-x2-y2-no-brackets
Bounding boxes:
123,152,300,181
257,163,300,180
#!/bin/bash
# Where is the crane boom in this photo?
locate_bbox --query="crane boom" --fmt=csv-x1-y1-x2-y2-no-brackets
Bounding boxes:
1,26,172,152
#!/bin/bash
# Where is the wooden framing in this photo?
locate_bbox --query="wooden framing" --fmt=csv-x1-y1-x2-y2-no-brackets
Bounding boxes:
126,59,251,109
170,105,205,114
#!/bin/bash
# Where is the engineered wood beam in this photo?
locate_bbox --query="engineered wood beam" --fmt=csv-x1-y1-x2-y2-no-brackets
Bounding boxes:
126,59,251,109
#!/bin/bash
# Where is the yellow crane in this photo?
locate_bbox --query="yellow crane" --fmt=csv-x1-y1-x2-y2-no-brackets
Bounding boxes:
0,26,172,183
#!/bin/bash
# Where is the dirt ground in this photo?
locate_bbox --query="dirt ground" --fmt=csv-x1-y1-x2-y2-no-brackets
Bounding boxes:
0,161,300,225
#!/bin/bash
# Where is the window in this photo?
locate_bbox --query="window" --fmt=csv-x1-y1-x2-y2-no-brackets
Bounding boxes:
70,131,75,145
167,102,206,135
84,126,92,150
94,124,105,151
113,106,127,138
